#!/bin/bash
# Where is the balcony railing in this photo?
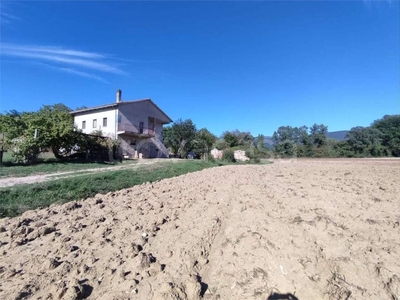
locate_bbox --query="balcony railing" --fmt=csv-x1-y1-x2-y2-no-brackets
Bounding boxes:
117,123,155,136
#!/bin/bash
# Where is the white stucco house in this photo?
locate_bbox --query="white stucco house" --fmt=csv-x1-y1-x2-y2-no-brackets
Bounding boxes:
71,90,172,158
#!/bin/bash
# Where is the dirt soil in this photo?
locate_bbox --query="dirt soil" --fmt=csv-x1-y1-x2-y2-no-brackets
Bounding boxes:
0,159,399,300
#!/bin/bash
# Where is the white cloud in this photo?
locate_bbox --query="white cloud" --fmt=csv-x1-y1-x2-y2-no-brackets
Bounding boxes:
0,11,18,24
1,44,125,75
32,62,111,84
0,2,19,25
58,68,111,84
0,43,128,83
2,44,106,59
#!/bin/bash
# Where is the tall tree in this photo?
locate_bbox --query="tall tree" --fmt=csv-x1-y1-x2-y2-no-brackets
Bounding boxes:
162,127,179,156
163,119,197,158
0,104,78,162
256,134,265,150
222,131,239,147
346,126,383,156
272,126,307,157
309,124,328,147
192,128,217,159
222,130,253,147
37,104,77,158
371,115,400,156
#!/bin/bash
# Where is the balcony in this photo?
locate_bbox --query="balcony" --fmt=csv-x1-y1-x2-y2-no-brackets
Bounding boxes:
117,123,155,138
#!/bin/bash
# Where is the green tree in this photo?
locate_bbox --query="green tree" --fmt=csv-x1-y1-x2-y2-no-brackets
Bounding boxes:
213,139,228,150
346,126,383,157
222,149,236,162
272,126,305,157
192,128,216,160
371,115,400,156
309,124,328,157
309,124,328,147
222,130,253,148
235,130,253,146
222,132,239,147
332,140,354,157
163,119,197,158
0,110,26,147
37,104,77,158
75,105,88,110
0,104,78,163
256,134,265,150
0,111,40,163
163,126,179,156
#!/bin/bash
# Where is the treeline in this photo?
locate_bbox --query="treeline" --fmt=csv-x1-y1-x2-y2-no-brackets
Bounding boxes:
271,115,399,158
163,114,400,160
163,120,268,161
163,119,216,159
1,103,398,164
0,104,118,163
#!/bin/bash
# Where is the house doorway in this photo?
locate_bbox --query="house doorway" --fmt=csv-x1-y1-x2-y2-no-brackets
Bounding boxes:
149,145,158,158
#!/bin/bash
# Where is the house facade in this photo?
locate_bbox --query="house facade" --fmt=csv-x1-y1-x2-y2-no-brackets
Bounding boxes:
71,90,172,158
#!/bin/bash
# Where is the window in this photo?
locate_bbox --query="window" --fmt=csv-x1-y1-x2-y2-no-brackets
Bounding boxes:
82,121,86,129
139,121,144,134
93,119,97,128
103,117,107,127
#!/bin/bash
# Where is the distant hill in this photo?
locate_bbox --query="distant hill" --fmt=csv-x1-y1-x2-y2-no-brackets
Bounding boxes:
263,137,275,148
327,131,348,141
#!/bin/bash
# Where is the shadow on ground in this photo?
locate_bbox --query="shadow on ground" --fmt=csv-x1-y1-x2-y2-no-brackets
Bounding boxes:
267,292,299,300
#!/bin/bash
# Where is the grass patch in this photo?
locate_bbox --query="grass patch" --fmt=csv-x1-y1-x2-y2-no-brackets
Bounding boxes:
0,151,136,178
0,160,216,218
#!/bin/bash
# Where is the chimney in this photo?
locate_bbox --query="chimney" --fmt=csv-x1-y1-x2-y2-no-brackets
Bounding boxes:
116,89,122,103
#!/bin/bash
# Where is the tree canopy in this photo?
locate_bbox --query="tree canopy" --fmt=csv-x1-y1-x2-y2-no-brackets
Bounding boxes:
163,119,197,158
1,101,398,163
370,115,400,156
192,128,217,159
222,130,253,148
0,104,78,162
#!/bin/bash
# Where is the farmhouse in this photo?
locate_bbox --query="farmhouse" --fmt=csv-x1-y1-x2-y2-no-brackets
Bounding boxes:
71,90,172,158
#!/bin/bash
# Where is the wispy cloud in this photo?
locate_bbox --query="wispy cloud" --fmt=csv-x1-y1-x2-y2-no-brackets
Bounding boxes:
0,2,19,25
32,62,111,84
3,44,106,59
363,0,392,3
1,43,125,75
58,68,111,84
363,0,394,9
113,57,162,64
0,11,18,24
0,43,127,83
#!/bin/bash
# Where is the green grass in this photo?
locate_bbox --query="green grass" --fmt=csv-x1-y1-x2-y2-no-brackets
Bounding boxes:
0,151,136,178
0,160,217,218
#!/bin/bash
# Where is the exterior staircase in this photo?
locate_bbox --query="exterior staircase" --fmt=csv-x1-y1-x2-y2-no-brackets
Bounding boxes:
149,137,169,158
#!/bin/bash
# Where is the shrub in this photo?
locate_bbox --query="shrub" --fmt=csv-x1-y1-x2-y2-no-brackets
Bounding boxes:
222,149,236,162
207,155,216,163
214,139,228,150
245,150,254,159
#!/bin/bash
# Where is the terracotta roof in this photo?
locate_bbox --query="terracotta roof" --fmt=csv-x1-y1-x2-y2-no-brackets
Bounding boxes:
71,98,172,123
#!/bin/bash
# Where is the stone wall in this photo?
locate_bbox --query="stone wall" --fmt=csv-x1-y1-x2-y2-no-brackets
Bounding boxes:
210,148,250,161
210,148,223,159
234,150,250,162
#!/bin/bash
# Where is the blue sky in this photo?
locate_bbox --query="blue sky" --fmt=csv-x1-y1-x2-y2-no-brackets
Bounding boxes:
1,1,399,136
